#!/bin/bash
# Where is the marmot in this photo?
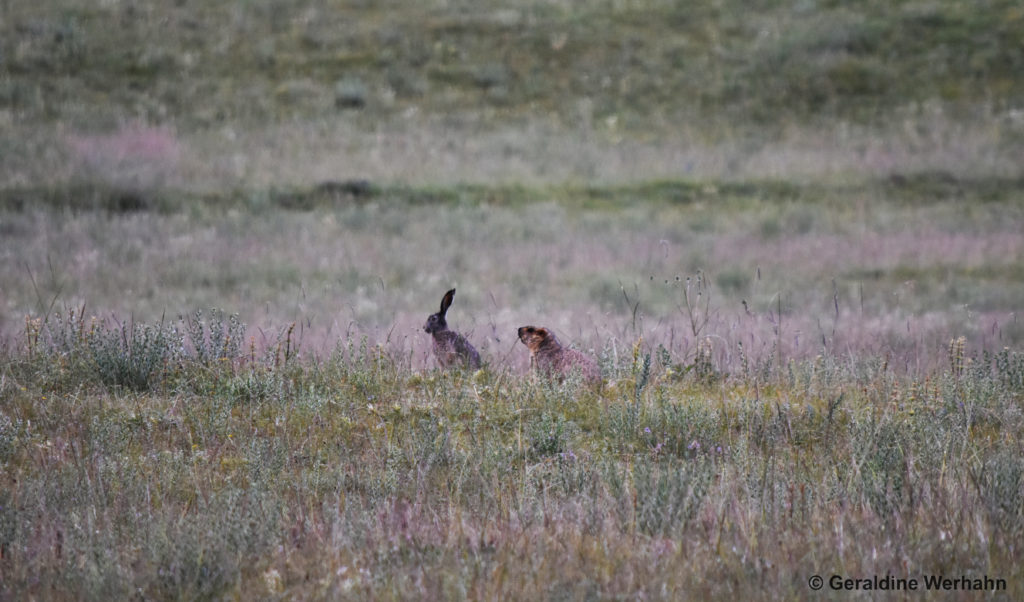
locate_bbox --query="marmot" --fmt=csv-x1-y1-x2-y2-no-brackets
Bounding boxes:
517,326,601,385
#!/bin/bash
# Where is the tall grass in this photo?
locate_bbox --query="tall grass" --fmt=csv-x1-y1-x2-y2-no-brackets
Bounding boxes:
1,312,1022,599
4,186,1022,372
3,0,1024,597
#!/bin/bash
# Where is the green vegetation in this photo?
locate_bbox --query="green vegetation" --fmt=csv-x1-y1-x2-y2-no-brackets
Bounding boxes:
4,0,1023,129
3,0,1024,599
2,183,1023,598
4,184,1022,363
3,0,1024,188
3,314,1024,599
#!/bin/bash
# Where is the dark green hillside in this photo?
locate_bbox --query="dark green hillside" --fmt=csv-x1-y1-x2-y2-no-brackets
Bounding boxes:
2,0,1021,132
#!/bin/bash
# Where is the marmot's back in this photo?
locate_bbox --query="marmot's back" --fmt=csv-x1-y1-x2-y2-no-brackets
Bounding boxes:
518,326,600,384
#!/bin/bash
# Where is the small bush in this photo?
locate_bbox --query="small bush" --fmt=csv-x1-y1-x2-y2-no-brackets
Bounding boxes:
334,77,368,108
182,308,246,366
88,319,182,391
608,456,713,537
527,411,574,459
973,450,1024,537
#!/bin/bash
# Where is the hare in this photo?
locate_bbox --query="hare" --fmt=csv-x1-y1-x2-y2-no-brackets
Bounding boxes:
424,288,481,370
517,325,601,385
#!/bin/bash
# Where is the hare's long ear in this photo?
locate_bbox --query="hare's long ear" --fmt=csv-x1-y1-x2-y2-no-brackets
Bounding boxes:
440,288,456,315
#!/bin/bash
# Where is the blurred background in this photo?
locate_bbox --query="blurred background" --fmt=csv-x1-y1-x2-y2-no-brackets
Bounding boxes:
2,0,1022,371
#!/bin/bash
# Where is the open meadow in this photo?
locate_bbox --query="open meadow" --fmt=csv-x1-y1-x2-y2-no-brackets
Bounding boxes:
3,0,1024,600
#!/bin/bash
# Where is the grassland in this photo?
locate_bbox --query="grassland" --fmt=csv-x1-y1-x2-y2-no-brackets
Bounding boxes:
3,0,1024,189
3,301,1024,600
3,0,1024,600
4,181,1023,372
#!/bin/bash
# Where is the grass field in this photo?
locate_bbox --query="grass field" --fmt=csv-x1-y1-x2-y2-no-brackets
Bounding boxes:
3,0,1024,600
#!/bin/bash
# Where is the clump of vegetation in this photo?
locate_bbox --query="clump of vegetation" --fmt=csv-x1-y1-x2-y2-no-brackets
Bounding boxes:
2,312,1022,599
2,0,1023,598
21,307,247,392
86,317,181,390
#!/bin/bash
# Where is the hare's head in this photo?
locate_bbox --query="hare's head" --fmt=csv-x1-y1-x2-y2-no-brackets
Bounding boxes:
424,288,456,334
517,325,552,351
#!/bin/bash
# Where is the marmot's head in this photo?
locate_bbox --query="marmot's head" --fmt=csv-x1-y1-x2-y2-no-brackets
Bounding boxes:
517,326,555,352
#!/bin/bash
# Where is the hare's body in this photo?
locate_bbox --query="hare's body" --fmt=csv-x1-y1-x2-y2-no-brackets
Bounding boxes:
517,326,600,384
424,289,481,370
431,330,481,370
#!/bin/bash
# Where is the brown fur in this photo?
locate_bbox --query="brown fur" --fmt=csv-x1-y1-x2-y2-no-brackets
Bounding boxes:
517,326,600,384
431,330,482,370
424,288,481,370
